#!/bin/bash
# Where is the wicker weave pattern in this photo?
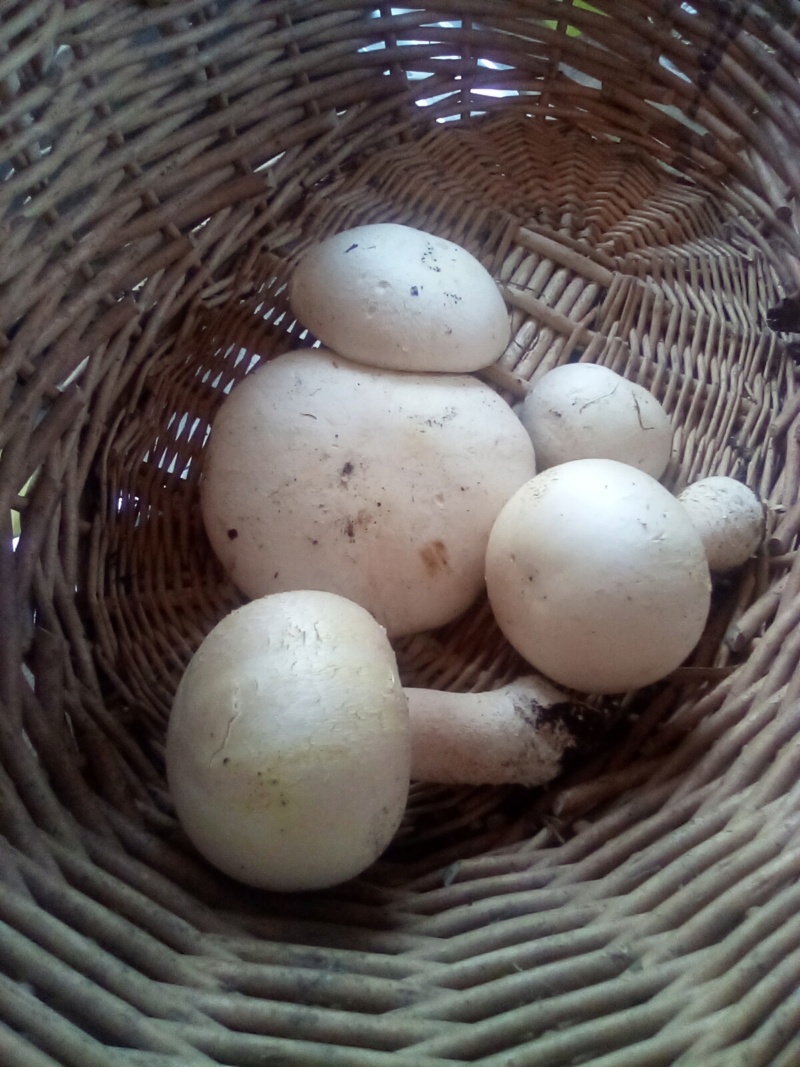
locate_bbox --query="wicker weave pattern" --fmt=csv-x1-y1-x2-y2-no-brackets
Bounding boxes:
3,2,800,1064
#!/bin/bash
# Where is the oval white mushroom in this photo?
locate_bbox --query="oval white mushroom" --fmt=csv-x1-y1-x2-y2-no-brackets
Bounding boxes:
200,347,537,637
517,362,673,479
406,676,614,786
485,458,712,694
677,476,765,572
166,591,411,892
288,223,511,373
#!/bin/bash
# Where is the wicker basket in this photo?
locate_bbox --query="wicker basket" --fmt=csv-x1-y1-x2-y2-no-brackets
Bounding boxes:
4,2,800,1063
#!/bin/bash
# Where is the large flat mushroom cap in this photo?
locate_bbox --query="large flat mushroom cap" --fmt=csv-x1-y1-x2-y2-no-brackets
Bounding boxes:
201,348,537,637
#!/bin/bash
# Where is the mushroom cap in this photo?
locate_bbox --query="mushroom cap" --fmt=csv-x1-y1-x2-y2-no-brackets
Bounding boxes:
518,362,673,478
200,348,537,637
678,476,765,572
288,223,511,373
166,590,411,892
485,458,712,694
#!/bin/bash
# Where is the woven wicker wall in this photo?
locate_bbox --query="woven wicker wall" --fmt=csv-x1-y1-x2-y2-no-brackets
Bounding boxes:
3,2,800,1064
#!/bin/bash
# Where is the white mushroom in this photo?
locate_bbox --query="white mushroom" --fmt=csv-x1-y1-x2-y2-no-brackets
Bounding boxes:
288,223,511,373
166,591,411,892
517,362,673,479
485,458,712,694
406,675,613,786
677,475,765,572
200,347,537,637
166,589,612,889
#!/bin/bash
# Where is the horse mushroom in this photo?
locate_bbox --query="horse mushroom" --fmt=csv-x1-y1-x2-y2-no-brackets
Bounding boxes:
167,590,610,891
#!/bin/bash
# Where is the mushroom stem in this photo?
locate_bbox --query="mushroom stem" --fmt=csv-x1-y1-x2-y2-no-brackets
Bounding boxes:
405,675,616,787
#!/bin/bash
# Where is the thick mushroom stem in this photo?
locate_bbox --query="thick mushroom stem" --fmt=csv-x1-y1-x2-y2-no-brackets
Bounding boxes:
405,675,614,787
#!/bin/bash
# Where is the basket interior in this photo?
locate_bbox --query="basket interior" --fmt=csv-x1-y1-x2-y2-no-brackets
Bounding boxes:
4,3,800,1065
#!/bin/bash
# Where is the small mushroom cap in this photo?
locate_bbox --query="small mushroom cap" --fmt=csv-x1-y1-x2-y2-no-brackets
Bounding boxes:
288,223,511,373
518,362,673,479
166,591,411,892
485,459,712,694
678,476,765,572
201,348,537,637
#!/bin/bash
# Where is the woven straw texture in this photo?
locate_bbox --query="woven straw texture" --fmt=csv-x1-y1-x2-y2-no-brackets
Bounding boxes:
4,1,800,1064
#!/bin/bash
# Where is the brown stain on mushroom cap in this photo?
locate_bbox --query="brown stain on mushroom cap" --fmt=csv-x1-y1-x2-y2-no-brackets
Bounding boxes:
419,539,449,575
